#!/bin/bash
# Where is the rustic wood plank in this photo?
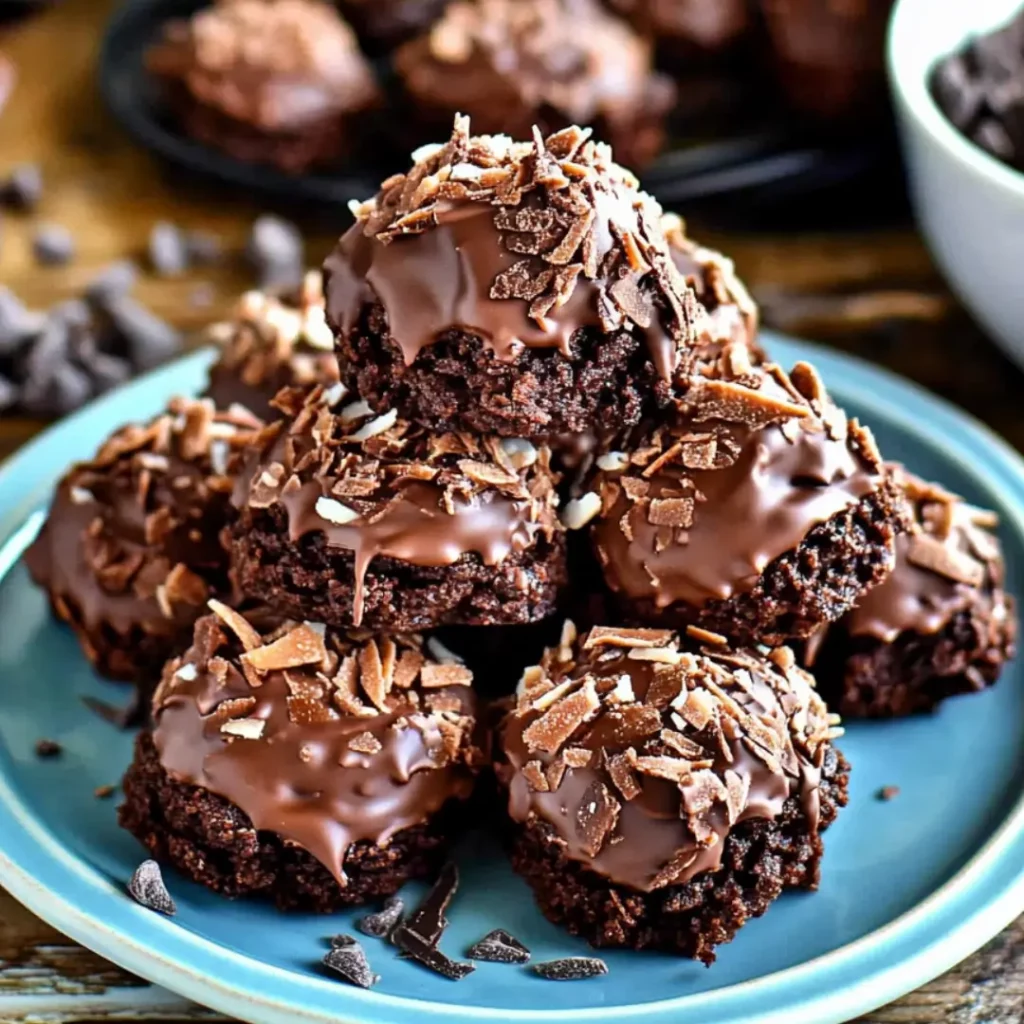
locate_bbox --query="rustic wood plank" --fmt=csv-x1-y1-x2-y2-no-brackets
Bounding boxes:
1,1,1024,1022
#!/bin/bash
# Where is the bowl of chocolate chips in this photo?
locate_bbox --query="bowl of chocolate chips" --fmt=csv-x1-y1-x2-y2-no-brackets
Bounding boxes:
890,0,1024,369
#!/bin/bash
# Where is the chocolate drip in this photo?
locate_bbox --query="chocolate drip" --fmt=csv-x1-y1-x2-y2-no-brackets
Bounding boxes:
593,380,880,609
153,616,478,886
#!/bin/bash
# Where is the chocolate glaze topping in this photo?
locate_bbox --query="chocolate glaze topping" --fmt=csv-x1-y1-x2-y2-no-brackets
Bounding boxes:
152,607,480,885
499,623,838,893
26,398,264,663
233,384,562,625
205,271,339,419
842,468,1008,644
147,0,380,131
590,354,885,609
324,117,700,383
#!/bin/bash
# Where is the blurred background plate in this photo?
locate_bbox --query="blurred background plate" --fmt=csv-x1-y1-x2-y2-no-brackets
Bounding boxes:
0,332,1023,1024
98,0,907,223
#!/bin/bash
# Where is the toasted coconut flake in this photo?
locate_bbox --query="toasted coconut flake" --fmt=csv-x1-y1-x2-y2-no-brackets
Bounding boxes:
563,747,592,768
686,625,728,646
221,717,265,739
628,751,692,783
351,409,398,441
392,649,425,689
358,640,390,711
523,760,550,792
420,663,474,688
906,532,985,586
315,496,361,525
607,752,642,800
562,492,601,529
575,780,620,857
584,626,674,649
349,731,383,755
207,600,262,652
522,678,599,754
242,624,328,672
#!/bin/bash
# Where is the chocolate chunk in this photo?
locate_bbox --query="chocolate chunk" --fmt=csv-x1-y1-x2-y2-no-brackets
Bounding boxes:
185,230,223,265
34,738,62,758
0,285,41,354
89,352,132,393
322,936,379,989
21,360,92,416
391,924,475,980
86,260,138,303
32,223,74,266
931,55,982,129
102,295,181,371
247,215,304,291
149,221,188,276
467,928,531,964
81,692,143,729
357,895,404,938
532,956,608,980
127,860,176,916
0,374,16,411
1,163,42,211
401,861,459,946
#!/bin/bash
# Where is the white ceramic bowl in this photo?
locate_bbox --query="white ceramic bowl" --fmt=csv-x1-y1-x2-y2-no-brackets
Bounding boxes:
889,0,1024,369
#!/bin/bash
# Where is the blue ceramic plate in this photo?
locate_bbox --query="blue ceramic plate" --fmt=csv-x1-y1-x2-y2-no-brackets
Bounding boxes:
0,332,1022,1024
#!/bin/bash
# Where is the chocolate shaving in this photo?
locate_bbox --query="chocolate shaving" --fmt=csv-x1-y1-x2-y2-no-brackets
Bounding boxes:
127,860,176,916
400,862,459,948
575,779,620,856
906,532,985,586
356,896,404,938
322,936,379,989
391,925,475,981
533,957,608,981
467,929,531,964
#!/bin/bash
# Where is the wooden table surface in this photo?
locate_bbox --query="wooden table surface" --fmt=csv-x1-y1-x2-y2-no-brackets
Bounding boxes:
2,1,1024,1021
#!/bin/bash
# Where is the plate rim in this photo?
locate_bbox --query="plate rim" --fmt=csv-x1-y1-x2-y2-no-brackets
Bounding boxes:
1,333,1023,1024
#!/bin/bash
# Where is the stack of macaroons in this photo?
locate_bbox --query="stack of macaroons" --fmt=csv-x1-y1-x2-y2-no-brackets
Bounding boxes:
26,117,1016,962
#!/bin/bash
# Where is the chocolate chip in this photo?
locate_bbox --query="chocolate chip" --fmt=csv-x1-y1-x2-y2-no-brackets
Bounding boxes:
0,373,17,411
21,360,91,416
32,223,74,266
81,692,143,729
0,285,42,355
94,784,116,799
356,895,404,938
86,260,138,303
149,221,188,276
400,861,459,947
89,352,132,393
34,738,62,758
391,924,475,981
1,163,42,211
247,215,304,291
102,295,181,371
322,936,379,989
532,957,608,981
467,929,530,964
127,860,176,916
185,230,223,266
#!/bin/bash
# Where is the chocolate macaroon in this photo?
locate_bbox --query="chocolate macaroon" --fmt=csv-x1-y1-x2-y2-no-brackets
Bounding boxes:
230,383,566,631
393,0,675,169
806,469,1017,718
25,399,265,685
205,271,339,420
120,606,481,910
146,0,380,174
497,623,849,964
585,356,908,646
324,117,703,440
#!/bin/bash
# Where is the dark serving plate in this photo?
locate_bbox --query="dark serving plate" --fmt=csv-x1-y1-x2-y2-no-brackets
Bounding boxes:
98,0,907,222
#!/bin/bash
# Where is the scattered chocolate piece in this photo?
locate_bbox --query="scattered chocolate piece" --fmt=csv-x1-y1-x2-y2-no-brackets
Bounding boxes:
877,786,900,802
533,957,608,981
0,162,42,211
357,895,404,938
392,924,475,980
247,215,304,292
467,928,531,964
400,862,459,947
101,295,181,371
322,935,380,989
32,223,74,266
34,738,62,758
81,692,143,730
149,221,188,276
0,373,16,411
0,285,41,353
127,860,177,916
86,261,139,303
94,784,116,799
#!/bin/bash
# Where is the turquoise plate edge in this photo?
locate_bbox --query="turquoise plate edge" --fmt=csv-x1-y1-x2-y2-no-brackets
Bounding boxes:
0,333,1023,1024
